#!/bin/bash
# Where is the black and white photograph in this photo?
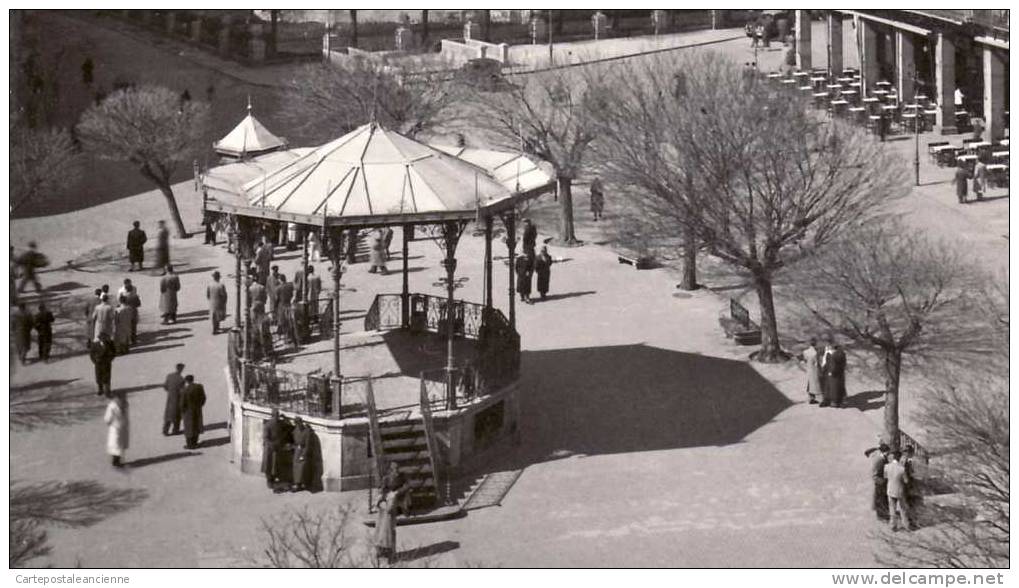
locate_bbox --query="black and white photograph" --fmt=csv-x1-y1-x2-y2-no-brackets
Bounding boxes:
7,5,1011,580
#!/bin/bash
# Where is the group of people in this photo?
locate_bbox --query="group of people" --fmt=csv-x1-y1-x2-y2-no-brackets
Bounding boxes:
260,408,318,493
514,220,555,304
246,238,325,359
11,301,54,364
126,219,172,275
801,337,847,407
867,442,918,532
954,158,992,204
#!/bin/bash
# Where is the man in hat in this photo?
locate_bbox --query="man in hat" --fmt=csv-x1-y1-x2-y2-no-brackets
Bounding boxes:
126,220,147,271
163,363,186,436
206,270,228,335
180,374,206,450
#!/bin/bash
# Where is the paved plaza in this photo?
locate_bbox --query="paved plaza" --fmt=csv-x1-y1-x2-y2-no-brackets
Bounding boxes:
9,12,1009,569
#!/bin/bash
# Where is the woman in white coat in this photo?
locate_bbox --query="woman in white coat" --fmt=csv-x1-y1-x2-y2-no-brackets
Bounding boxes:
104,390,129,468
802,338,823,405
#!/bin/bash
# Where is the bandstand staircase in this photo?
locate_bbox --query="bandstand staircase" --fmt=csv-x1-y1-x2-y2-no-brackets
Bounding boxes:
365,380,446,514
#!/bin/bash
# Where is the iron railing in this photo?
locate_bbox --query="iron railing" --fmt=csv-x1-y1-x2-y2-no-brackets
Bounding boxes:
365,293,490,340
239,361,337,418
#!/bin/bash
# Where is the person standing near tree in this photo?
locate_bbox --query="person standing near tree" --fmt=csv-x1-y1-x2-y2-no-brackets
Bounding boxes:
206,270,228,335
589,177,605,221
12,303,33,365
126,221,147,272
163,363,185,436
867,442,890,520
34,302,54,362
534,246,553,300
104,389,129,468
830,344,847,407
884,450,912,532
801,338,823,404
155,220,170,275
159,265,181,324
180,374,206,450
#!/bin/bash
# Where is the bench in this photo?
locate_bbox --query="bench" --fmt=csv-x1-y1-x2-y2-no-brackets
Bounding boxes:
617,254,655,270
719,298,762,346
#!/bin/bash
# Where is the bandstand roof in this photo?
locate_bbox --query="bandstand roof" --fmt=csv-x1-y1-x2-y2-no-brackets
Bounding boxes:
213,107,288,158
205,122,554,228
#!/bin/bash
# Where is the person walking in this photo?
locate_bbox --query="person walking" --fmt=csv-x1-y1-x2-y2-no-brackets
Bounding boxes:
103,389,129,468
973,159,988,201
589,178,605,221
180,374,206,450
12,303,34,364
534,246,553,300
515,254,533,304
90,332,116,396
16,241,48,294
368,229,388,275
91,293,115,342
954,165,971,204
206,271,228,335
163,363,186,436
159,265,181,324
290,417,313,492
884,450,912,531
123,285,141,344
34,302,54,362
113,296,134,355
155,220,170,275
802,338,823,404
522,219,538,259
126,221,147,272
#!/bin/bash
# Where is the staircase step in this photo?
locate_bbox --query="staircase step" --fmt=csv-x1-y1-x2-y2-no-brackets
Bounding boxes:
397,463,432,476
408,478,435,489
379,423,424,435
382,437,428,450
383,450,431,463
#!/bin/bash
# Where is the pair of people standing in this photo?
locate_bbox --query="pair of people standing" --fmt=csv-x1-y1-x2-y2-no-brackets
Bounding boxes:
514,220,553,303
261,409,316,493
161,363,206,449
866,443,914,531
12,302,54,364
802,337,847,407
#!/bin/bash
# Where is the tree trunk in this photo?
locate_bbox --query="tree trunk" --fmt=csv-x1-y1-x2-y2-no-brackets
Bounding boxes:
349,10,358,48
157,181,188,239
421,10,429,48
557,176,577,244
680,231,698,290
751,273,787,362
883,348,902,452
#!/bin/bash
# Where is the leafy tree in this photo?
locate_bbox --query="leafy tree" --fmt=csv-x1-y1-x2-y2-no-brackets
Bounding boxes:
10,125,83,215
791,222,987,448
77,85,210,238
592,52,908,361
280,59,459,145
470,68,602,244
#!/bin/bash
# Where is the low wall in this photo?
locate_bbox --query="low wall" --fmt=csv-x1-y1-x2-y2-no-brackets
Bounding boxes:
441,38,511,66
227,369,521,492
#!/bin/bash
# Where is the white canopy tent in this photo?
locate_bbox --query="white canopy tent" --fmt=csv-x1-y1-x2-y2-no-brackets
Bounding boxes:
213,103,288,159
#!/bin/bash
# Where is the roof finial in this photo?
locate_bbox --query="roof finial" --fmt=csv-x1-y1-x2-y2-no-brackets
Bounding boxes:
369,74,379,128
247,94,252,114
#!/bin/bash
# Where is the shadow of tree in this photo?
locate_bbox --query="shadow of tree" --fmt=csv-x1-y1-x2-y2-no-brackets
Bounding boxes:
10,480,149,527
10,380,107,431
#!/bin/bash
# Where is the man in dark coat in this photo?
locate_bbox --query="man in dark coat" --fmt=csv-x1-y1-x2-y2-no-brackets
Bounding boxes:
34,302,54,362
290,417,314,492
179,374,206,450
821,340,848,408
123,285,142,344
163,363,186,436
253,241,272,285
276,275,296,344
89,333,116,396
266,265,281,323
955,165,971,204
306,266,322,322
261,409,293,492
515,254,533,304
534,246,553,300
16,241,48,294
155,220,170,275
126,220,147,271
522,219,538,259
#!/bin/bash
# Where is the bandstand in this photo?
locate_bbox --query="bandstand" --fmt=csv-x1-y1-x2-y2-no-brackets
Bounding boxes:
202,122,553,514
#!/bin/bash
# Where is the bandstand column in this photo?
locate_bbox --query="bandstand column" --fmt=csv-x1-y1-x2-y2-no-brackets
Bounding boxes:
503,212,517,329
331,230,343,377
441,221,462,410
301,231,309,303
484,215,493,310
401,224,411,328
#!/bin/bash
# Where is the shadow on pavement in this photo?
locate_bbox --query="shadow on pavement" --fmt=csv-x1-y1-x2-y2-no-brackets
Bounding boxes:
128,451,201,469
394,540,460,563
844,390,885,412
10,381,107,431
535,290,596,302
10,479,149,527
196,436,230,449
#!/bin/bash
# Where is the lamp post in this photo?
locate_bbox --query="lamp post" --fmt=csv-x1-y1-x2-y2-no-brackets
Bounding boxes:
913,75,922,186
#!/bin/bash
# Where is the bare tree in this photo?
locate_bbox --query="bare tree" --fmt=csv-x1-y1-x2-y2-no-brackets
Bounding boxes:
470,69,602,244
10,125,83,215
259,504,354,568
77,85,210,238
280,59,459,145
878,373,1008,568
592,52,908,360
9,518,49,567
790,222,989,448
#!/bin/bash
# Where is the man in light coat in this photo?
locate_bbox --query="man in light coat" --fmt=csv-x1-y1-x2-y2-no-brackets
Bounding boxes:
802,338,823,404
206,270,228,335
91,293,115,342
885,451,912,531
159,265,181,324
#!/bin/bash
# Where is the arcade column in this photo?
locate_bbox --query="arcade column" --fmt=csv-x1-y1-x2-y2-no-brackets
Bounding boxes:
896,31,915,103
934,33,957,134
827,13,843,75
861,19,880,93
983,46,1005,141
795,10,812,71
